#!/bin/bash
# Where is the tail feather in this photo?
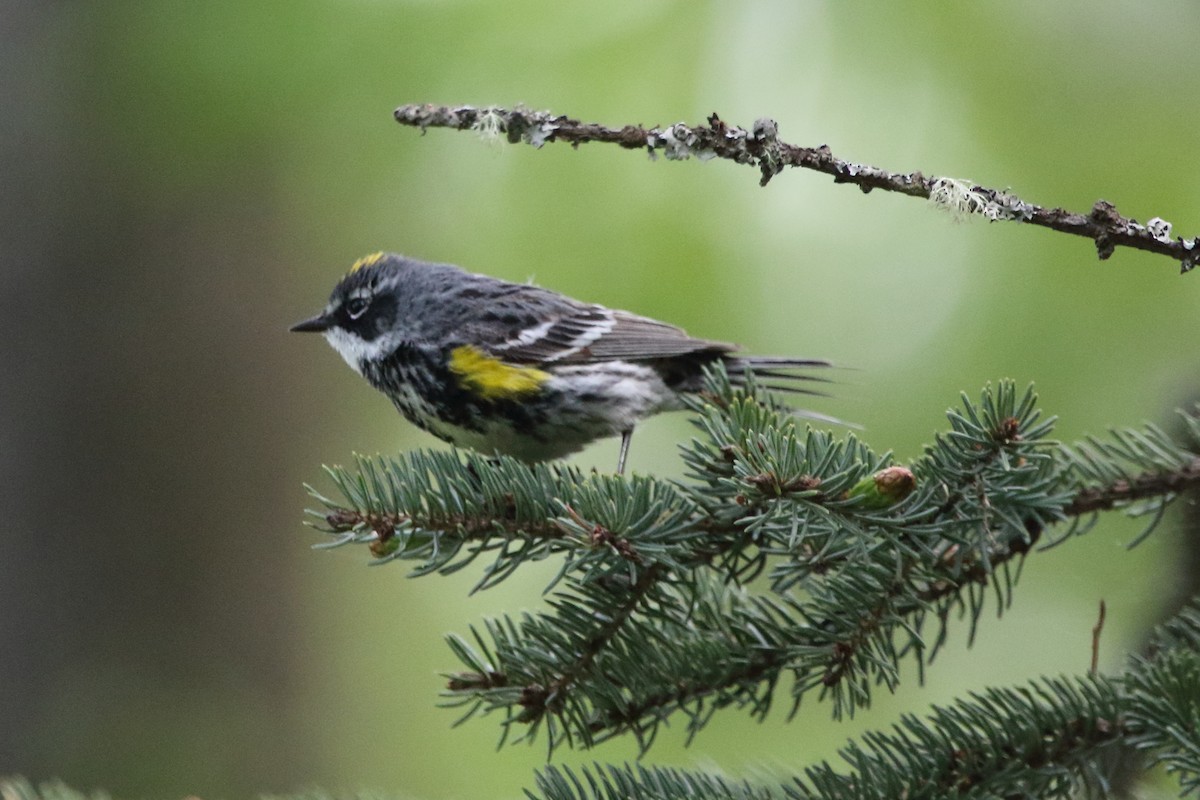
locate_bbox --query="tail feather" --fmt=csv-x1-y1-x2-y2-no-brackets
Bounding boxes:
728,356,832,368
722,356,853,427
754,382,832,397
724,356,833,392
744,367,834,384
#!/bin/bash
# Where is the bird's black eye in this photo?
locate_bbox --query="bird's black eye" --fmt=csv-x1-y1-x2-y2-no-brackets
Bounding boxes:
345,297,370,320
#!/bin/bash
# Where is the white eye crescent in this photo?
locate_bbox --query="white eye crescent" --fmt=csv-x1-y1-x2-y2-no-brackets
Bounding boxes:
346,297,370,320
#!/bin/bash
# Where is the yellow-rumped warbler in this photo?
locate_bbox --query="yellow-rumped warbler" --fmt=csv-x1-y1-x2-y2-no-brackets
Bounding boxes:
292,252,831,473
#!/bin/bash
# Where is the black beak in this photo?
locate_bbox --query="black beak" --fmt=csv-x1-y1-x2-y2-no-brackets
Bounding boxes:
290,312,333,333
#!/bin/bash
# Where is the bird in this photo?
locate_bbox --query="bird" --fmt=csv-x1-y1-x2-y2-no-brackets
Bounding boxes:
291,252,831,473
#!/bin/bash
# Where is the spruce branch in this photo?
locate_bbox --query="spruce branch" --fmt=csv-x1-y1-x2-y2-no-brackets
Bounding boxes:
532,676,1126,800
0,778,110,800
394,104,1200,273
1065,457,1200,516
12,599,1198,800
528,603,1200,800
304,373,1200,755
520,563,665,730
1123,600,1200,793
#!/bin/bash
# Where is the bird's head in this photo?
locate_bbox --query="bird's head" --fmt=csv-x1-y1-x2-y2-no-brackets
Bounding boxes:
290,252,414,374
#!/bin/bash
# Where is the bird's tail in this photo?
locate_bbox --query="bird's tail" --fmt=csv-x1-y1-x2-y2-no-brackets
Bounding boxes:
723,355,833,396
721,356,847,426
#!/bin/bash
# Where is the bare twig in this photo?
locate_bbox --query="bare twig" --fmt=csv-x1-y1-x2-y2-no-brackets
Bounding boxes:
395,103,1200,273
1092,600,1107,676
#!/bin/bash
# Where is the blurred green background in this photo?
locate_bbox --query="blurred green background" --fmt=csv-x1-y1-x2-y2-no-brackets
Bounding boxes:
4,1,1199,798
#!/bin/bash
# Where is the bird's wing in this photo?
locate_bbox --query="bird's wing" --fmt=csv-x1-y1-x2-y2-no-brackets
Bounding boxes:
479,303,735,365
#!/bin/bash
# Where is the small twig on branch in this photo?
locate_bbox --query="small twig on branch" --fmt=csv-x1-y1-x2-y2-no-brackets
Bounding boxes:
520,564,664,725
1092,599,1107,676
1064,457,1200,516
394,103,1200,273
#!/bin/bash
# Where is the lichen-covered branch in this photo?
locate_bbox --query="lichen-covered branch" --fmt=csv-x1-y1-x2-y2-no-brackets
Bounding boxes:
394,103,1200,273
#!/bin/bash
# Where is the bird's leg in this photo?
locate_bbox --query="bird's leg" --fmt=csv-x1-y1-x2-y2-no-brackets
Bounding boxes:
617,429,633,476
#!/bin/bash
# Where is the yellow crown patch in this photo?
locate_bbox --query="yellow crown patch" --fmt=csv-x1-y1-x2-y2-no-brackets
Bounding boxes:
349,251,386,274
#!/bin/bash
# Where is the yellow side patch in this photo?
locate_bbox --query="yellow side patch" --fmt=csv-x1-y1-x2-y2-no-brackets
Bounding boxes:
448,345,549,400
349,251,386,273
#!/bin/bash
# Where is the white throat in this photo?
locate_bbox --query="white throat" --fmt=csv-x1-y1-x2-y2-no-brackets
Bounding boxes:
323,327,395,376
